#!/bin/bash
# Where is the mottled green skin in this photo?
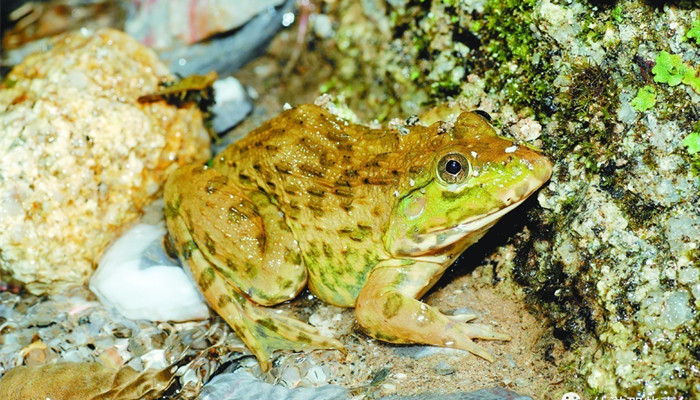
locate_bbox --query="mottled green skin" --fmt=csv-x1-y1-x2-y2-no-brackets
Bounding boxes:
164,104,552,370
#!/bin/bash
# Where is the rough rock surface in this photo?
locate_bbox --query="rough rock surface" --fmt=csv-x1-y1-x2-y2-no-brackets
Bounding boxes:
0,28,211,295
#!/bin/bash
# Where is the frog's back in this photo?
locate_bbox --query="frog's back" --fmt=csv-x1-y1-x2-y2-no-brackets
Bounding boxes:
212,105,450,306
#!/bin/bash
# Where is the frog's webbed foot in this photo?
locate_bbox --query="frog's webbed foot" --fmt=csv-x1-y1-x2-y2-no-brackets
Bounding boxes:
355,261,509,362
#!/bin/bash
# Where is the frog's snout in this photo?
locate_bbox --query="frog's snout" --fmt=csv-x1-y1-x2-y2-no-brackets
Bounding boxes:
498,155,553,206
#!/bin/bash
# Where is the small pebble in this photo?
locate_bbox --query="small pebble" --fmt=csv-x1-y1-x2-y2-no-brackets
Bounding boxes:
433,361,456,375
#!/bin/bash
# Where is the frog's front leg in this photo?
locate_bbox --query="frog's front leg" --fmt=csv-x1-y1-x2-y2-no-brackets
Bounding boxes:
355,260,510,361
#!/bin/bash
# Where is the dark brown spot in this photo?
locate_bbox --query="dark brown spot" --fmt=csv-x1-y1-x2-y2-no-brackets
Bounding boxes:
297,332,312,343
238,173,251,183
325,131,350,142
275,164,292,174
382,293,403,319
244,262,257,278
191,166,207,175
367,153,390,168
227,206,247,223
182,240,197,259
307,187,325,197
319,152,335,166
334,188,353,197
205,233,216,255
340,201,353,212
285,249,302,265
164,196,181,219
364,177,395,185
308,203,324,214
216,294,232,308
198,267,216,292
299,164,325,178
255,234,266,249
279,278,294,289
11,93,27,105
322,243,333,258
374,332,399,342
206,175,229,194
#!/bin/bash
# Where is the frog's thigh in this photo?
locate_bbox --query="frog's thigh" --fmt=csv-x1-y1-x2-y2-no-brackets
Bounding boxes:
354,260,510,362
165,164,306,306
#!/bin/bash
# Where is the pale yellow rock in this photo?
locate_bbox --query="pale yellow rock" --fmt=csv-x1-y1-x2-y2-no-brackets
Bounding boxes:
0,28,211,294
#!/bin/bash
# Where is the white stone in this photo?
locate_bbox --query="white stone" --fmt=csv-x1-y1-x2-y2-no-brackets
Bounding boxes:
90,223,209,322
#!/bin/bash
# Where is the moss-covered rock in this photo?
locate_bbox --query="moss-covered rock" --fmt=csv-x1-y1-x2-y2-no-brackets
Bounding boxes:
320,0,700,396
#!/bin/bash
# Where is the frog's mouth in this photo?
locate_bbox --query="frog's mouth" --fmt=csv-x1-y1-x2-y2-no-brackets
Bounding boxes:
390,185,539,261
419,195,529,256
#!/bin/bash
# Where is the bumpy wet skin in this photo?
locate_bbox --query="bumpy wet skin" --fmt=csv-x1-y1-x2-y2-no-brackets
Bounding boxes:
164,103,552,371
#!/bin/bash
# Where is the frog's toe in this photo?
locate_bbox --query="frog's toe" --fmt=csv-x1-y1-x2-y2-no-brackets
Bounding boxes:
449,335,495,362
448,313,478,323
446,321,511,362
458,322,511,341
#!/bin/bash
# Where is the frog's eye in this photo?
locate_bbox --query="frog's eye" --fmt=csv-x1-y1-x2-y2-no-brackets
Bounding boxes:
437,153,470,185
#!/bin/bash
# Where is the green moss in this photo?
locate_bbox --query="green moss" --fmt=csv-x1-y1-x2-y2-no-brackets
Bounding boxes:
2,77,17,89
652,51,700,94
611,5,623,23
684,131,700,155
475,0,556,120
630,85,657,112
682,64,700,93
653,51,686,86
551,63,620,163
686,19,700,45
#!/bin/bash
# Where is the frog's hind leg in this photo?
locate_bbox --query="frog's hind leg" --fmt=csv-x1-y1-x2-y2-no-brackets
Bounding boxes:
164,165,345,370
191,249,345,371
355,260,510,362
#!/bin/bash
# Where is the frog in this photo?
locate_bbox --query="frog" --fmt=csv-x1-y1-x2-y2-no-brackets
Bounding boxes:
163,104,553,371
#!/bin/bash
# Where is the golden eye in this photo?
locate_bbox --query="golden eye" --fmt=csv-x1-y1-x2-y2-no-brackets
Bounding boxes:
437,153,470,184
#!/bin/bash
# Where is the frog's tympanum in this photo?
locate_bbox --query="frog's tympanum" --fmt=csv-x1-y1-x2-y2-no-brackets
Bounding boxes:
164,104,553,371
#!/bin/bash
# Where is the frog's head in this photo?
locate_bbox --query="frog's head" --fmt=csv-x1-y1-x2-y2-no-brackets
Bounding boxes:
385,111,553,261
